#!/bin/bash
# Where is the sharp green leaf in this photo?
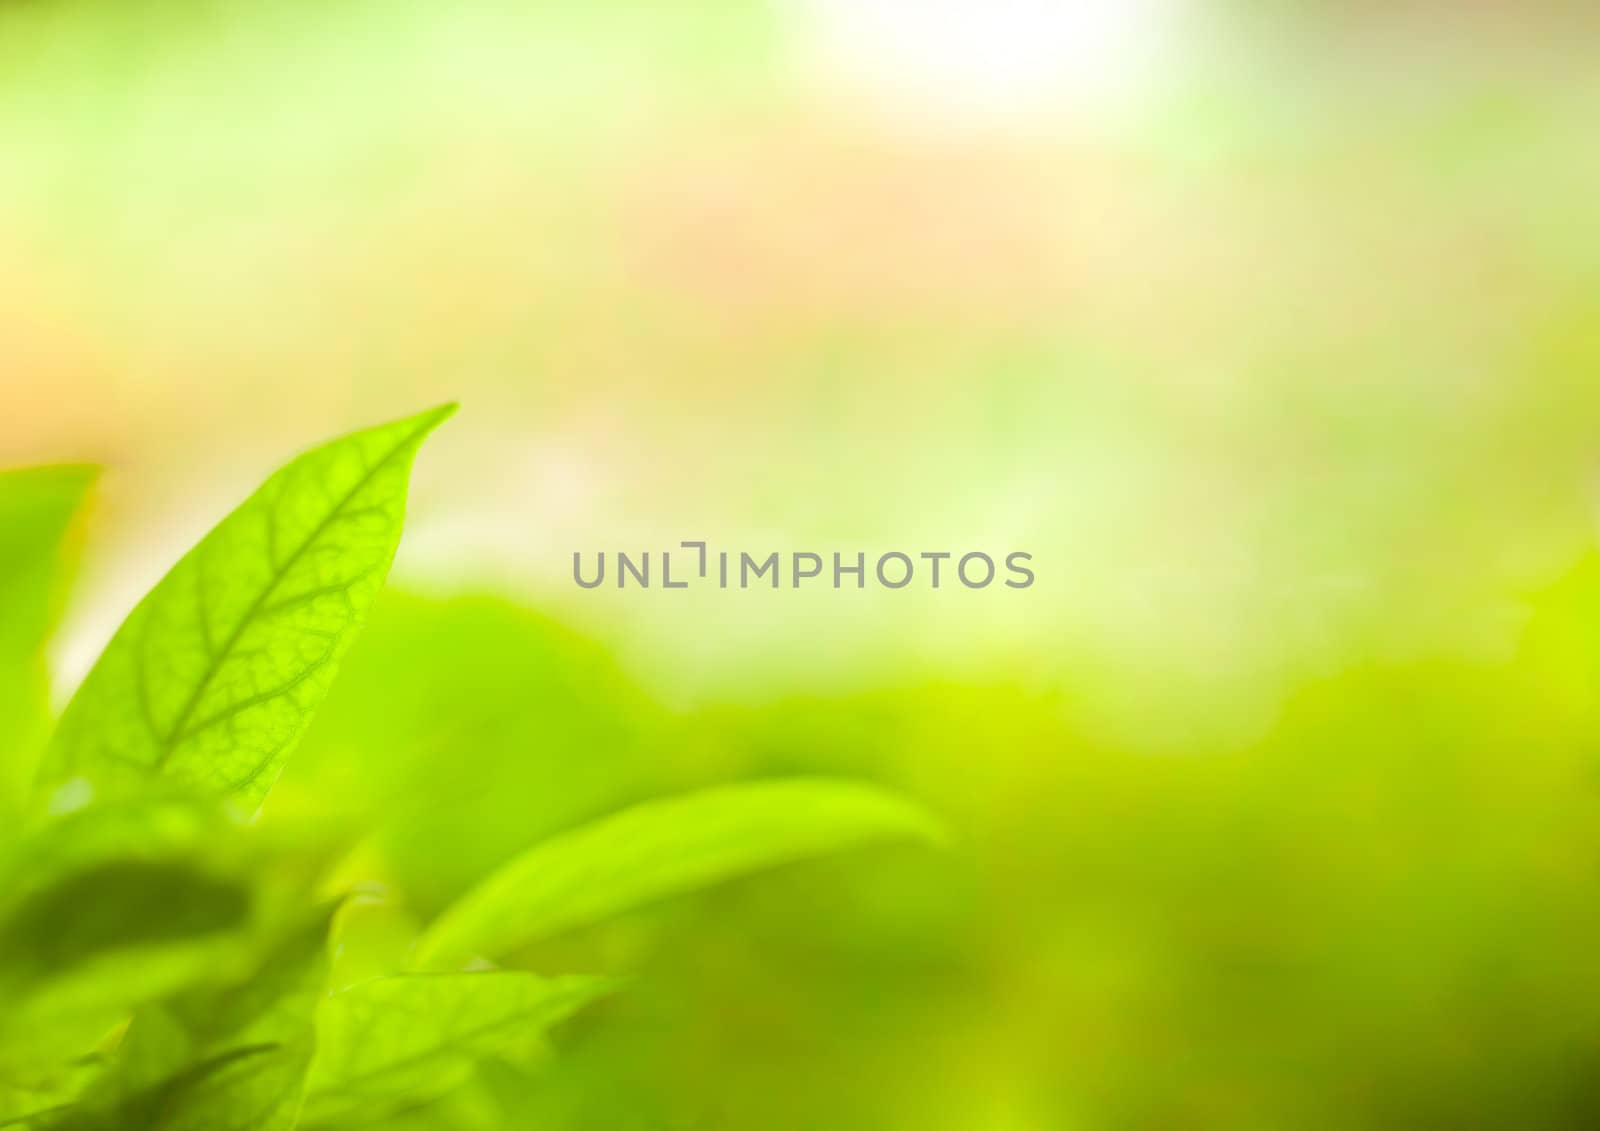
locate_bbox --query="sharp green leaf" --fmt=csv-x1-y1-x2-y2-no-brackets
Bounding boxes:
41,406,454,810
0,465,96,820
414,778,946,969
300,972,615,1126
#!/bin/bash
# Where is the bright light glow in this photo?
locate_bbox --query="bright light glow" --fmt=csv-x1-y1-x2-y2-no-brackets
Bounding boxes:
793,0,1184,132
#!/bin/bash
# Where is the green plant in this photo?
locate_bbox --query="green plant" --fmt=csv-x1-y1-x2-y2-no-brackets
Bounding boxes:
0,408,942,1130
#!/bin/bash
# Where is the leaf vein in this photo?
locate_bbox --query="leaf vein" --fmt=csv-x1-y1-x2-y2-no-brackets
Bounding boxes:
153,420,431,769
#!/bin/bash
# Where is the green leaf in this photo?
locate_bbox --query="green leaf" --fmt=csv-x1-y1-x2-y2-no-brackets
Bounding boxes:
300,972,615,1126
0,853,256,1077
414,778,946,969
0,465,96,819
0,800,255,1067
41,405,454,811
276,591,670,917
42,1043,311,1131
46,907,336,1131
0,1059,101,1129
0,858,251,1002
0,798,333,1076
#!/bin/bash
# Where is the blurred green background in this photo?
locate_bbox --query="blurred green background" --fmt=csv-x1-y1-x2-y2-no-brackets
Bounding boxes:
5,0,1600,1126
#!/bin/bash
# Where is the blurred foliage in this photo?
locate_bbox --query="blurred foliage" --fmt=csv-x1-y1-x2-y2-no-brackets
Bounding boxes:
0,418,939,1130
253,575,1600,1131
0,467,94,816
3,0,1600,1127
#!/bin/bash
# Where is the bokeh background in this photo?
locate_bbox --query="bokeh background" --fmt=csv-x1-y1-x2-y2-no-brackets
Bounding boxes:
5,1,1600,1127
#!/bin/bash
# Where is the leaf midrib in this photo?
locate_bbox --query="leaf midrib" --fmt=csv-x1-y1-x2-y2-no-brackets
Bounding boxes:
152,421,428,770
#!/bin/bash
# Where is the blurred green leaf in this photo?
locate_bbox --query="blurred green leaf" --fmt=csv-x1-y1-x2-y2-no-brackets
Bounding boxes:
46,907,335,1131
0,859,250,1001
300,971,615,1126
415,778,946,969
0,802,247,1069
0,465,95,820
279,592,671,918
41,406,454,811
40,1043,309,1131
0,798,334,1081
0,1059,101,1130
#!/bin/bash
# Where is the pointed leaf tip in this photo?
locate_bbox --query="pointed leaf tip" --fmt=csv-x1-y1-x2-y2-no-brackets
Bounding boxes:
42,405,455,811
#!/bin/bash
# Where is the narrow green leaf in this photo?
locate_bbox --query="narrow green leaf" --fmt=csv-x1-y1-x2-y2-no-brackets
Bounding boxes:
300,971,614,1126
0,465,96,818
41,405,454,810
414,778,946,969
